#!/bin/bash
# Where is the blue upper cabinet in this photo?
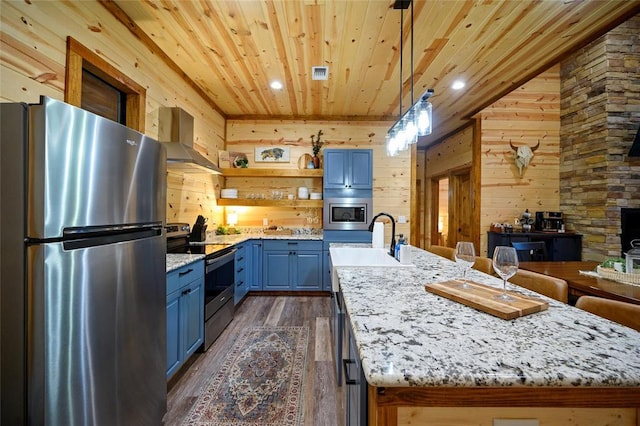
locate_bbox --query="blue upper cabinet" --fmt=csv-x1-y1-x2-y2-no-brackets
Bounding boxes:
323,149,372,190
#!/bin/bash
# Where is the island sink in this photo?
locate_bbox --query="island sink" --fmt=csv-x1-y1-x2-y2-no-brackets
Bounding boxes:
329,247,415,293
329,247,415,268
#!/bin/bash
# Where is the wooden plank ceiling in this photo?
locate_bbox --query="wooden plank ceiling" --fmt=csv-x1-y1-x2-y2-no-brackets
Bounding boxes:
110,0,640,145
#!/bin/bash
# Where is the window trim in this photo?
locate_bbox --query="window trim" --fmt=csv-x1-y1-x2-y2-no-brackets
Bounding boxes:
65,37,146,132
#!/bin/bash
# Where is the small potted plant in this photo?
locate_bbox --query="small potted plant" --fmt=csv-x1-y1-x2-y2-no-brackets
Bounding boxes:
310,130,324,168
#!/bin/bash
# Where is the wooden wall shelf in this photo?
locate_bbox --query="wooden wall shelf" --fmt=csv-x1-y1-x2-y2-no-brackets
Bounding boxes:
217,198,323,208
221,168,322,177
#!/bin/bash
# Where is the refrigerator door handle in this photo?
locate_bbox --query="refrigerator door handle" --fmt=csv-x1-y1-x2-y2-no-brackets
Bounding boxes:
63,222,163,237
63,225,163,250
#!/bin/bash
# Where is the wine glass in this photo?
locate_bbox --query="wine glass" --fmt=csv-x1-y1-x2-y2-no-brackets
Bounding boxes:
492,246,519,301
455,242,476,288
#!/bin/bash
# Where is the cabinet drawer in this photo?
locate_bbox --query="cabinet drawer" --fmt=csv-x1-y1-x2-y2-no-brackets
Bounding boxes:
167,270,180,295
235,244,246,261
177,263,201,287
263,240,322,251
167,261,203,295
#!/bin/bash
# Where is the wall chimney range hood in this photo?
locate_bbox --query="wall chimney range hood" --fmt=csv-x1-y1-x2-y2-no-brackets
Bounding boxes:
158,107,222,174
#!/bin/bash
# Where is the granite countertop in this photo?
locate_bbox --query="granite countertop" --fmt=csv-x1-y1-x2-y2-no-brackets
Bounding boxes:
336,246,640,389
166,233,322,273
166,253,205,273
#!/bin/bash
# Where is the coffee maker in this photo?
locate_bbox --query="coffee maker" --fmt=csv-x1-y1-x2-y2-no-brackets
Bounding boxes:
535,211,564,232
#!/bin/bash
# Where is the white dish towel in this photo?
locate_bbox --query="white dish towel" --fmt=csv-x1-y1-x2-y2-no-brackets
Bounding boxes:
372,222,384,248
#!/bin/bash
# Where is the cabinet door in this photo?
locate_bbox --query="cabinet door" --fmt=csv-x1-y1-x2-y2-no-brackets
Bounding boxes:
250,241,263,290
552,236,582,261
324,150,348,189
263,250,292,290
295,251,322,290
323,250,331,291
182,278,204,358
349,150,372,189
487,232,516,257
234,243,247,304
166,290,181,378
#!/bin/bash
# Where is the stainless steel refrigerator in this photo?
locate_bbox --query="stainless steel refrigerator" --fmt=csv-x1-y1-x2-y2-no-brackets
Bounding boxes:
1,97,167,425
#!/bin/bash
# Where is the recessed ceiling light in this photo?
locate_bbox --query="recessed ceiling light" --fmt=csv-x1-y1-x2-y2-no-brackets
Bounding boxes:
270,80,283,90
451,80,465,90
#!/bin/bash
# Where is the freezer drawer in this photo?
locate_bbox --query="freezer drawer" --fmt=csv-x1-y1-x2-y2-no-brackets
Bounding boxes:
26,235,166,425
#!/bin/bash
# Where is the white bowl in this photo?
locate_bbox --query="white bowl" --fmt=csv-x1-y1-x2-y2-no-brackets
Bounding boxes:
310,192,322,199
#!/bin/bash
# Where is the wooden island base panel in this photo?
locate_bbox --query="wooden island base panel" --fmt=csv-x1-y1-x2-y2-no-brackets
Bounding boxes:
368,386,640,426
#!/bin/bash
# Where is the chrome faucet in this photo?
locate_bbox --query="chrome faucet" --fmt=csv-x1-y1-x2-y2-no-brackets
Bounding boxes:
368,212,396,257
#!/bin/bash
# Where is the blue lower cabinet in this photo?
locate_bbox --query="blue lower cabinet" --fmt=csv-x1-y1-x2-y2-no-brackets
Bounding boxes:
183,279,204,357
262,240,322,290
263,250,292,290
166,260,204,380
323,250,332,291
296,251,323,290
234,243,249,305
249,240,263,290
166,290,181,377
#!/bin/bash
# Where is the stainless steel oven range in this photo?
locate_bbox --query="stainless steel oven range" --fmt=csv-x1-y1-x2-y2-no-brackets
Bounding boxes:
166,223,235,351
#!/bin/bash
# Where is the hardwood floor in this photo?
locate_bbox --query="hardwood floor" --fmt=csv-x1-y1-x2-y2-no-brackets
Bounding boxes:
165,295,345,426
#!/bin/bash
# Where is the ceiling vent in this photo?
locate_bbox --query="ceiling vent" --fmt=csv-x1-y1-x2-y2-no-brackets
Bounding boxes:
312,66,329,80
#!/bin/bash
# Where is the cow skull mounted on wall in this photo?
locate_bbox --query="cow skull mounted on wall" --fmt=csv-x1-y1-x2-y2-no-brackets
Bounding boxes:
510,140,540,177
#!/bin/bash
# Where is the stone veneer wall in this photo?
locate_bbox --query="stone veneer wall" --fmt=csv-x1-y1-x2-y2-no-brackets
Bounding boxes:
560,14,640,261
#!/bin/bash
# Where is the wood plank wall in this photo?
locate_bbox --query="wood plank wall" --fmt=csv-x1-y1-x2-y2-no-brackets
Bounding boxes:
477,66,561,256
418,68,561,256
225,120,411,239
0,1,226,227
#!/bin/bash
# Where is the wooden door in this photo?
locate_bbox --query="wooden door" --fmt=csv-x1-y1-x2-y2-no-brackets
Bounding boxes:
450,169,473,246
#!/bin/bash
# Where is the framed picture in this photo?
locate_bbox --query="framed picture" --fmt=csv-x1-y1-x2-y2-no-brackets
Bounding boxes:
218,150,230,168
254,146,291,163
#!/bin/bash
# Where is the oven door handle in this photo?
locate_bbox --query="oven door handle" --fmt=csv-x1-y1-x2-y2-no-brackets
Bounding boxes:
205,248,237,272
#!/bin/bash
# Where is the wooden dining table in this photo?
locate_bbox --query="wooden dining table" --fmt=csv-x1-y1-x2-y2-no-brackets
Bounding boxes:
518,261,640,305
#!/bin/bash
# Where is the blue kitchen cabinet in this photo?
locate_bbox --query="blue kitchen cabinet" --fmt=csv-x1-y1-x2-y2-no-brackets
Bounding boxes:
323,249,332,291
323,231,373,291
234,242,249,304
262,240,323,290
249,240,263,290
323,149,373,190
166,259,204,380
296,251,323,290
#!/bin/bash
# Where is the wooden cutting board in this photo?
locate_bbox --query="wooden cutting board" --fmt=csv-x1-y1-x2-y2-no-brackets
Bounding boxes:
425,280,548,320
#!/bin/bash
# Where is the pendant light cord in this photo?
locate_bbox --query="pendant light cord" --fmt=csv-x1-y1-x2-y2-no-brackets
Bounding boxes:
399,8,403,119
410,0,414,106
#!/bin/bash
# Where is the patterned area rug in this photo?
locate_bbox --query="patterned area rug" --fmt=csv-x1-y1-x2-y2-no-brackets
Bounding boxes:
183,326,309,426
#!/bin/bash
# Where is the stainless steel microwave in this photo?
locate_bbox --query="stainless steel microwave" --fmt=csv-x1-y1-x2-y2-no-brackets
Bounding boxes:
323,197,372,230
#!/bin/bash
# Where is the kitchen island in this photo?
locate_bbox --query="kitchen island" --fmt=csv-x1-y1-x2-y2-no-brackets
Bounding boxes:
335,247,640,425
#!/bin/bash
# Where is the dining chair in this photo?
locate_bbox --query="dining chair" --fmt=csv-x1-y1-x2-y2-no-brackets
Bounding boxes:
509,269,569,303
575,296,640,331
472,256,496,276
511,241,548,261
426,245,456,261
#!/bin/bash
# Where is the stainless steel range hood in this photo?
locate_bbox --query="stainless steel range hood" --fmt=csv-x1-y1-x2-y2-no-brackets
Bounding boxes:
158,107,222,174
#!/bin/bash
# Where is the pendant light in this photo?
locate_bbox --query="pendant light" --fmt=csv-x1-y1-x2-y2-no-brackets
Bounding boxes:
386,0,434,156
